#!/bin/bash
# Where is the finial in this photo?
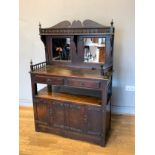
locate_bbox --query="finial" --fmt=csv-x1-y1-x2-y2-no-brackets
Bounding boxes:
110,19,114,27
39,22,41,29
30,59,33,65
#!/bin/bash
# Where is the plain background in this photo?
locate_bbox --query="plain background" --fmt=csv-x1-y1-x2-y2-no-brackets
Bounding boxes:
0,0,155,155
19,0,135,114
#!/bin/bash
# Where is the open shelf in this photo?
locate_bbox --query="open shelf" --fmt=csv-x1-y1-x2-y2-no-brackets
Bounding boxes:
36,86,102,106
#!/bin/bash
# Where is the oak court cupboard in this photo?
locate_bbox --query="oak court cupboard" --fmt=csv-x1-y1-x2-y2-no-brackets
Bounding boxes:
30,19,115,146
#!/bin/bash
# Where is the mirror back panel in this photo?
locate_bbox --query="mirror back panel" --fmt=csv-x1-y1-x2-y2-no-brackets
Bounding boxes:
83,37,105,63
52,37,71,61
39,20,114,69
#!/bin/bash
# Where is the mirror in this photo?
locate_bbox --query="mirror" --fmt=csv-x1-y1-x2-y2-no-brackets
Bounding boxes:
52,38,71,61
83,37,105,63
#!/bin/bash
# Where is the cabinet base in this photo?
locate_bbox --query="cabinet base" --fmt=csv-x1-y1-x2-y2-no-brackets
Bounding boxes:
35,122,106,146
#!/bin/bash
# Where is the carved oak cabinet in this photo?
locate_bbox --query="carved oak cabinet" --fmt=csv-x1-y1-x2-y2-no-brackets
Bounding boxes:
30,20,115,146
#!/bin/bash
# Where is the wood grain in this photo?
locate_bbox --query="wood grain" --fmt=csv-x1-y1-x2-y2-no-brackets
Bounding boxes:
19,106,135,155
36,87,102,105
31,65,107,80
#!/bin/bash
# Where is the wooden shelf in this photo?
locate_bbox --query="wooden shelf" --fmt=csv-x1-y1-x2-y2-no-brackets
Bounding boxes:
36,86,102,106
31,65,111,80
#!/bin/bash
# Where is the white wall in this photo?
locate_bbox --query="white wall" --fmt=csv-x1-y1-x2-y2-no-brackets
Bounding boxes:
19,0,135,114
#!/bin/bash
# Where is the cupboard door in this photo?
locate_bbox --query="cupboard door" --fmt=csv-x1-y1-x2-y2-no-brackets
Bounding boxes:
67,103,85,133
35,99,49,125
86,106,102,136
50,101,65,129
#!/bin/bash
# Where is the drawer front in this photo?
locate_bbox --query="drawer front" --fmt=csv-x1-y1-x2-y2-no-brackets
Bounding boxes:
46,77,64,85
66,79,100,89
33,75,64,85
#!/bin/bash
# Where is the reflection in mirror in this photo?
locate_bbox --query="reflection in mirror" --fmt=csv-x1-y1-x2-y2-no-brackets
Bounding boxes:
52,38,71,61
84,38,105,63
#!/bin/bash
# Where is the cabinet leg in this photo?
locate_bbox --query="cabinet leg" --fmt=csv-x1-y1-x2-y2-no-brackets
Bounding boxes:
100,139,106,147
47,85,52,92
34,122,40,132
31,83,37,96
100,133,106,147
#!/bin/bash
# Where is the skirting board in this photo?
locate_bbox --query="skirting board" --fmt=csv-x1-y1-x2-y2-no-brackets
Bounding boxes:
111,105,135,115
19,99,135,115
19,99,32,106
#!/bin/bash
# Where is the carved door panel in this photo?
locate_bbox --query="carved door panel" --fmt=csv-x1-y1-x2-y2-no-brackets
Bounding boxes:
86,106,102,136
67,103,85,133
35,99,49,125
50,101,65,129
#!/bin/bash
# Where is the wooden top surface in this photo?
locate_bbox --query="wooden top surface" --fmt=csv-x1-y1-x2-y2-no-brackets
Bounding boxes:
31,65,110,80
36,87,102,106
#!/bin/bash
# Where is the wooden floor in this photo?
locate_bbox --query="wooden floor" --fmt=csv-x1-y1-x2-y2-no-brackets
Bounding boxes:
19,106,135,155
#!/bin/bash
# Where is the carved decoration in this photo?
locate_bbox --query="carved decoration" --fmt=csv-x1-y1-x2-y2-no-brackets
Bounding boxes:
50,19,107,28
51,20,71,28
39,20,114,35
72,20,82,28
83,19,105,28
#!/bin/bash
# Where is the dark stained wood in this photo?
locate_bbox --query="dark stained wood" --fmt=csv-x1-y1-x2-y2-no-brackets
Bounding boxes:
36,101,49,124
35,87,102,105
20,107,135,155
30,19,115,146
33,75,64,85
43,20,108,29
51,101,65,129
39,20,114,41
67,103,85,133
83,19,105,28
86,105,102,136
51,20,71,28
71,20,82,28
66,78,100,89
31,65,112,80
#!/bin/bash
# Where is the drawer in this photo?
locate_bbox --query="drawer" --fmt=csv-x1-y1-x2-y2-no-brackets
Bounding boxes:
33,75,64,85
66,79,100,89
